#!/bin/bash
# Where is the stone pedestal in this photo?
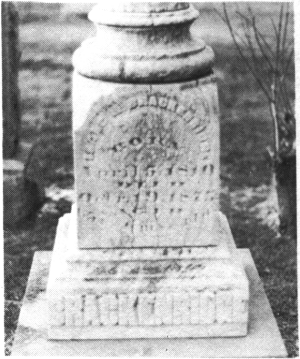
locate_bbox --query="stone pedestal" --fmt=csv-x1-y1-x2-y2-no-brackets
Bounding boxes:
11,250,287,357
46,2,250,340
47,211,248,339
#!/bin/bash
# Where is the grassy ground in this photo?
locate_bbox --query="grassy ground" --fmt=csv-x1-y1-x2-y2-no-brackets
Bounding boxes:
4,3,297,356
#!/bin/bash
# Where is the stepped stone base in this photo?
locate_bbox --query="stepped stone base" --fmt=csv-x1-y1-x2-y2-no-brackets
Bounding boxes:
11,250,287,357
46,211,249,339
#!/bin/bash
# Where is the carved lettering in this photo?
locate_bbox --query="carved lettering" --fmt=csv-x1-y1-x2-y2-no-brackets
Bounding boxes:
216,290,233,324
199,290,215,324
190,292,200,325
76,91,216,248
49,297,65,326
138,293,155,325
232,291,249,323
84,295,100,326
49,289,247,328
119,294,138,326
65,296,84,326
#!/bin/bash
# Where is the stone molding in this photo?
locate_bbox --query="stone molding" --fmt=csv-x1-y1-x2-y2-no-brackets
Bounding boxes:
89,3,198,27
47,211,249,339
12,250,287,356
73,3,214,82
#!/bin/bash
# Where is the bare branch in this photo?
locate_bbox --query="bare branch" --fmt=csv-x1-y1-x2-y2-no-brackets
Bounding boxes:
255,29,276,58
221,3,273,102
242,23,266,81
276,4,285,75
281,79,294,115
278,3,284,47
246,6,275,57
271,17,279,40
284,47,295,76
272,13,281,79
251,16,275,72
277,5,289,78
270,80,280,155
214,7,227,24
219,2,295,158
281,4,290,57
278,79,291,115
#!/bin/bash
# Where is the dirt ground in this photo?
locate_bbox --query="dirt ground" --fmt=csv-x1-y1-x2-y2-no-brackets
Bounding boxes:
4,3,297,356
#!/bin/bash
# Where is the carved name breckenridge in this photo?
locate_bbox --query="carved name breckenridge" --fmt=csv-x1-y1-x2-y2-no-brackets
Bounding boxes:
75,89,219,248
49,289,248,327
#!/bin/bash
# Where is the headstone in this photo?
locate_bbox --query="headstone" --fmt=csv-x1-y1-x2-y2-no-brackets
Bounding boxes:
47,2,249,339
3,159,40,225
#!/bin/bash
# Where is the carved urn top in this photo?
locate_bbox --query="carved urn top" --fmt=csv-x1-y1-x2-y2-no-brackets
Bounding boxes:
73,2,214,83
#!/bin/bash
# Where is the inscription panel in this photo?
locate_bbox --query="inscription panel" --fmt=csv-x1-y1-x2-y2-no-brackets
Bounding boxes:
75,88,219,248
49,290,248,328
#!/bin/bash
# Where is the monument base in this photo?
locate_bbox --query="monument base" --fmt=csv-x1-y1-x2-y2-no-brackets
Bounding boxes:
46,211,249,339
11,249,287,357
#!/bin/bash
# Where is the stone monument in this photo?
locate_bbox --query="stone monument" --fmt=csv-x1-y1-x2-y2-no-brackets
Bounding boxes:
47,2,249,339
11,3,287,357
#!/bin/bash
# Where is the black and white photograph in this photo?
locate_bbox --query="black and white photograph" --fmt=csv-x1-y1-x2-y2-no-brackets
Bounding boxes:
3,1,297,357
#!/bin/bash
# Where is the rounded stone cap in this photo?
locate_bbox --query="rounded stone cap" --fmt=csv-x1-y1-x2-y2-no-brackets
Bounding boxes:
73,2,214,83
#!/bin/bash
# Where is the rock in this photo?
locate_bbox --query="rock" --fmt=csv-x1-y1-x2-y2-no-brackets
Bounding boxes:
3,159,44,225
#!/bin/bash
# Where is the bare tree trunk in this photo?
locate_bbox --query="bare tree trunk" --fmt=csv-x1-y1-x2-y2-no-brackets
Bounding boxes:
2,3,45,224
2,2,21,158
275,153,297,237
219,4,295,238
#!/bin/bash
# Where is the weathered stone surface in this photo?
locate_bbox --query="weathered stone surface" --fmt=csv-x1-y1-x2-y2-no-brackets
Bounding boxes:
45,1,250,341
73,3,214,83
75,79,219,248
12,250,287,357
60,205,233,263
47,211,249,339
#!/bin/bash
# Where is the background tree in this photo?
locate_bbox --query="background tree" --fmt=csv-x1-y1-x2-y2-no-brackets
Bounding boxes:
217,3,295,237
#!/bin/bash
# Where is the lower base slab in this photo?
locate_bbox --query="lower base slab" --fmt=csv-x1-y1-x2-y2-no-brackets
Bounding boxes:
49,323,247,341
11,250,287,357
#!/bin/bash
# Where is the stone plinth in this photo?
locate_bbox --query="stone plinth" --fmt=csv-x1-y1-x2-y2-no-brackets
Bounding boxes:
47,211,249,339
12,250,287,357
